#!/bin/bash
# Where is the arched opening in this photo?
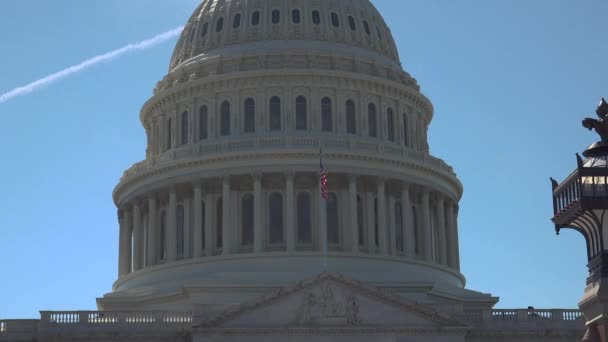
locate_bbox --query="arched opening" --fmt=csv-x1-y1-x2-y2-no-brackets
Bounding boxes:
233,13,241,29
216,17,224,32
403,113,409,146
331,12,339,27
346,100,356,134
272,9,280,24
165,118,172,151
220,101,230,136
181,111,189,145
348,16,356,31
269,193,284,243
199,106,208,140
312,10,321,25
321,97,333,132
244,98,255,133
270,96,281,131
251,11,260,26
368,103,377,137
387,108,395,142
296,96,307,130
292,9,301,23
241,194,254,246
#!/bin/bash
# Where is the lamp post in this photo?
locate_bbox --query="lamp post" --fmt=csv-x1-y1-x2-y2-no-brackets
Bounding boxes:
551,98,608,341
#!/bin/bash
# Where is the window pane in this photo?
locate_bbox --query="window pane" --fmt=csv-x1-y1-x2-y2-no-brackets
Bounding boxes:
348,16,356,31
220,101,230,136
297,193,311,243
322,97,333,132
270,96,281,131
216,17,224,32
296,96,307,130
241,195,254,245
269,193,284,243
327,193,339,244
202,22,209,36
244,98,255,133
346,100,356,134
199,106,208,140
272,10,280,24
292,9,301,23
363,21,370,35
181,111,189,145
233,13,241,28
331,13,339,27
312,10,321,24
252,11,260,26
368,103,377,137
387,108,395,142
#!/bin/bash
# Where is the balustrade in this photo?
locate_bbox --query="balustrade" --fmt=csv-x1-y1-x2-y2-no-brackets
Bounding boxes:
38,311,192,327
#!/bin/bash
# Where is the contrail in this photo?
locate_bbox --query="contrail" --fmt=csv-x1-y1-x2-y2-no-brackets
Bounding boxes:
0,26,184,104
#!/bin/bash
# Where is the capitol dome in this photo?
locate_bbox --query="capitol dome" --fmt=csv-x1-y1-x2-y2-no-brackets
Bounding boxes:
106,0,465,311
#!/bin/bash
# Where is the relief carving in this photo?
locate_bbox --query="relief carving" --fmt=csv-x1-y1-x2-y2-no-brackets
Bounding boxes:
292,281,361,327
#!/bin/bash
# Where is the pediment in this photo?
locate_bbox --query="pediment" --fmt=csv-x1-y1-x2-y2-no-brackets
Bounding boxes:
196,272,467,329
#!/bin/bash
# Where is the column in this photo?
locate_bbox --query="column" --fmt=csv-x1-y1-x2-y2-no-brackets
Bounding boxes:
401,184,414,258
348,175,359,253
445,199,456,269
453,203,461,271
124,209,133,273
253,174,263,253
286,172,296,252
377,179,388,255
204,193,213,256
132,203,143,271
147,196,157,266
421,189,433,262
118,209,127,276
167,189,177,262
436,196,447,266
193,184,203,258
222,177,231,255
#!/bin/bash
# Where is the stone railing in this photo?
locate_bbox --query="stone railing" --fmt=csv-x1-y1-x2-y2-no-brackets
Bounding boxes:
39,311,192,327
461,308,585,329
120,133,455,183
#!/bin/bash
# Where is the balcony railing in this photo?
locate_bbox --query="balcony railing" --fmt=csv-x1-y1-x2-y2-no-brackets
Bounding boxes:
120,134,454,183
40,311,192,327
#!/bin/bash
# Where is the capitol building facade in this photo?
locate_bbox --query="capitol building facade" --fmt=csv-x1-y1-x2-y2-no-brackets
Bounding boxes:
0,0,587,341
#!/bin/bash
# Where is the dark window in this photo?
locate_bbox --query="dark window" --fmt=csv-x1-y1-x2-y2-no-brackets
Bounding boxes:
395,202,403,252
233,13,241,28
321,97,333,132
374,198,379,247
403,113,408,146
296,96,307,130
216,17,224,32
327,193,339,244
363,21,370,35
199,106,208,140
297,192,311,243
292,9,301,23
270,96,281,131
160,212,166,260
241,194,254,245
312,10,321,24
413,206,420,256
376,25,382,40
252,11,260,26
244,98,255,133
202,22,209,37
216,198,223,249
220,101,230,136
348,16,356,31
272,9,280,24
387,108,395,142
177,204,185,257
357,196,364,246
346,100,356,134
368,103,377,137
269,193,284,243
181,111,189,145
166,118,172,150
201,201,206,247
331,12,339,27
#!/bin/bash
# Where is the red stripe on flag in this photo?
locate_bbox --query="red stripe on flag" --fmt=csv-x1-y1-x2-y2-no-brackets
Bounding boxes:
320,159,328,200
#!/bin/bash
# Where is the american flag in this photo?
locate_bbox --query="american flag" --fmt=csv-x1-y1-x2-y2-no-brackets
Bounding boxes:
320,157,328,200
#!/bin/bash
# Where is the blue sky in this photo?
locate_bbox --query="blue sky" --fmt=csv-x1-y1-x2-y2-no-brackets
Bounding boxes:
1,0,607,319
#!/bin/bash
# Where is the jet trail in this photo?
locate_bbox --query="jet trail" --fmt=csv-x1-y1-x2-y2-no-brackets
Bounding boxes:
0,26,184,104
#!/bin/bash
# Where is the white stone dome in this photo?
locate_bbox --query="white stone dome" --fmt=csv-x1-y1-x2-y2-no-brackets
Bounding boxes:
169,0,401,72
106,0,464,311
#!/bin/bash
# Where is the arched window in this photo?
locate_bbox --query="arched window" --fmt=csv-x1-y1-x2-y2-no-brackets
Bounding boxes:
363,21,370,35
357,196,364,246
166,118,172,150
327,193,339,244
216,198,223,249
160,211,167,261
292,9,301,23
251,11,260,26
402,113,409,147
272,9,280,24
368,103,377,137
216,17,224,32
346,100,356,134
244,98,255,133
220,101,230,136
177,204,185,257
374,198,379,247
376,25,382,40
312,10,321,24
348,16,356,31
331,12,340,27
270,96,281,131
201,22,209,37
395,202,404,252
321,97,333,132
413,206,420,256
387,108,395,142
296,96,307,130
241,194,254,245
233,13,241,29
181,111,189,145
199,105,208,140
297,192,311,243
269,193,284,243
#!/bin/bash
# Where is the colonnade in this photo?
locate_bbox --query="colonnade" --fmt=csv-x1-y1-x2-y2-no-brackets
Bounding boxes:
117,172,460,277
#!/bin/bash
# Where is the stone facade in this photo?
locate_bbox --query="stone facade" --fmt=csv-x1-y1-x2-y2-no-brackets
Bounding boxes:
0,0,586,341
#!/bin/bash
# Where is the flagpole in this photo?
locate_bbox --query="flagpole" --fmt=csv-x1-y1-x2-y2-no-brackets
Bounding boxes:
319,147,328,271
